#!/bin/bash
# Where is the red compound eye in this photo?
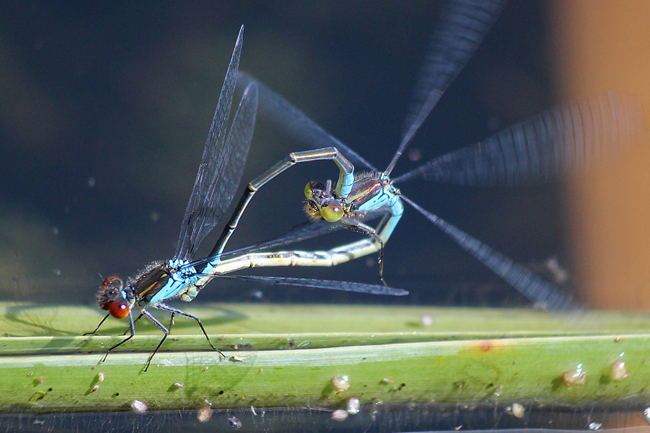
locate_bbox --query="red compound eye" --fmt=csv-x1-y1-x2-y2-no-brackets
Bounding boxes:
102,276,123,291
108,301,130,319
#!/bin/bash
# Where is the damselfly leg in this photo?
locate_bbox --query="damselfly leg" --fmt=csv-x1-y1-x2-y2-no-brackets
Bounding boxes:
222,0,642,309
88,27,408,369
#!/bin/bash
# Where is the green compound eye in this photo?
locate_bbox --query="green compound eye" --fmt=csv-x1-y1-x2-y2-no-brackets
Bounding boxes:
321,204,344,222
304,181,315,200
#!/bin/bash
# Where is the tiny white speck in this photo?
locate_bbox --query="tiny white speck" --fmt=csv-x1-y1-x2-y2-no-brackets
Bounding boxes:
347,397,360,415
331,409,348,422
228,416,242,428
131,399,148,414
197,407,212,423
510,402,524,418
588,421,602,430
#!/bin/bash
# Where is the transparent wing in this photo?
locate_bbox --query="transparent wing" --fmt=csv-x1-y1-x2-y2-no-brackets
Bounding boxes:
175,27,258,260
237,72,377,171
394,91,643,186
188,220,348,271
401,194,580,310
386,0,507,175
202,208,389,267
219,275,408,296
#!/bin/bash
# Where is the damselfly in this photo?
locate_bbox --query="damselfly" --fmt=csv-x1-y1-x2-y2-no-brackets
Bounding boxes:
219,0,642,310
87,26,407,371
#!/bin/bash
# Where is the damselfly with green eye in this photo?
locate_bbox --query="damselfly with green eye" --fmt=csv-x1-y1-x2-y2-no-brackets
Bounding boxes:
217,0,642,310
85,26,407,372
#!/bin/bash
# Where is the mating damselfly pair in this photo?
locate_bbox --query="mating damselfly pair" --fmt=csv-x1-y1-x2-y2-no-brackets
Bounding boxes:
87,0,642,370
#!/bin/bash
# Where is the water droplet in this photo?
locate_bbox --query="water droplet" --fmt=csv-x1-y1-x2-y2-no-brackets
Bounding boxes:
197,407,212,423
589,421,602,430
131,399,148,414
228,416,242,428
347,397,360,415
611,359,629,380
510,402,525,418
562,364,586,386
332,376,350,393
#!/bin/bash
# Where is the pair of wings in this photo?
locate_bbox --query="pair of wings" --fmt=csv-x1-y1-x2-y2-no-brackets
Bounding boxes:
174,1,642,307
175,0,512,262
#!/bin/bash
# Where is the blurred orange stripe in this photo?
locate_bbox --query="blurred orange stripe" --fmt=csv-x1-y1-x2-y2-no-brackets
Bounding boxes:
551,0,650,309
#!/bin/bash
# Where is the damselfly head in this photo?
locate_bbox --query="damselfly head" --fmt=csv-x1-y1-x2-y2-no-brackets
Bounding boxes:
96,276,130,319
304,180,344,222
304,180,327,202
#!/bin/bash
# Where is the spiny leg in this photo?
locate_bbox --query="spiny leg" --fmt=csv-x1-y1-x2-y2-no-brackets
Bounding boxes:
139,307,171,372
121,312,144,336
84,313,110,336
150,302,225,364
343,219,386,282
101,310,136,364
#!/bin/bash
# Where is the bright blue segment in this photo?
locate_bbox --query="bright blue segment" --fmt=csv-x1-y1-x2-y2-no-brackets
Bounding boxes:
339,171,355,198
148,259,200,304
379,195,404,240
356,175,404,241
200,260,218,277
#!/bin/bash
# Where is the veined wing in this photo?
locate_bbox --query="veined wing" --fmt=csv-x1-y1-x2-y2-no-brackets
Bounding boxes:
216,80,259,229
219,275,408,296
394,91,643,186
189,220,347,271
386,0,507,175
190,207,391,270
237,72,377,172
175,26,256,260
401,194,580,310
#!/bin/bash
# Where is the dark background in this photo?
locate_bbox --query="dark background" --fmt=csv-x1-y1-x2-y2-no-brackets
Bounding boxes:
0,1,570,307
